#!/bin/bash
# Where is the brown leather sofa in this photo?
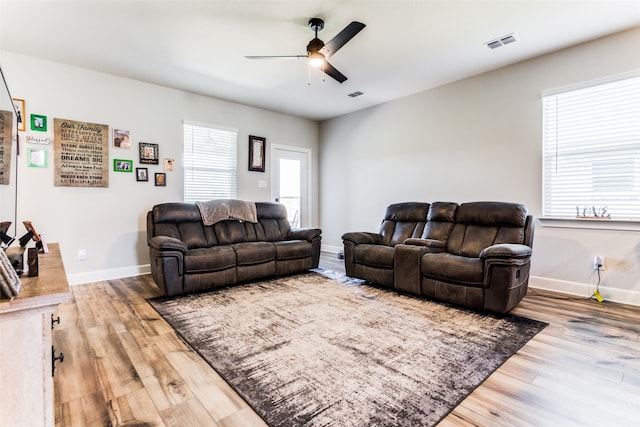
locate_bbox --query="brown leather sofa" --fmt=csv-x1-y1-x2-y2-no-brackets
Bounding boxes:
147,201,321,296
342,201,534,313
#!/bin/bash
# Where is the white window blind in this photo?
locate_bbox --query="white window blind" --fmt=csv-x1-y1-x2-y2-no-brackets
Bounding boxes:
542,73,640,220
183,122,237,202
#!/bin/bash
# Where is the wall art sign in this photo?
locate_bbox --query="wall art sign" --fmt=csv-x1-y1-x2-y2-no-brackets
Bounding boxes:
139,142,159,164
26,134,51,145
113,159,133,172
113,128,131,148
54,118,109,187
12,99,25,132
30,114,47,132
249,135,265,172
0,110,14,185
27,148,48,168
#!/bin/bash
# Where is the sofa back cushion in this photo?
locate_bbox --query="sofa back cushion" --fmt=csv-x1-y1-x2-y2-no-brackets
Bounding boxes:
149,201,291,249
421,202,458,242
379,202,430,246
446,202,528,257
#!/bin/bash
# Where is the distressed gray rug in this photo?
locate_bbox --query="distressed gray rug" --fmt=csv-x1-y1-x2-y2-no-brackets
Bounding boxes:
149,270,546,426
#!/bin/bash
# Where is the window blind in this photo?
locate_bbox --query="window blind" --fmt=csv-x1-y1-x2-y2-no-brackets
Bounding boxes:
542,73,640,220
183,122,237,202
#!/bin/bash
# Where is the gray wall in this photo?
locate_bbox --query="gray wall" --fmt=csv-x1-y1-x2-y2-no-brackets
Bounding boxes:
0,52,318,284
319,28,640,304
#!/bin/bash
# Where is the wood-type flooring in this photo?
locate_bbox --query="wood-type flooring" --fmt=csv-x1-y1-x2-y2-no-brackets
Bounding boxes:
52,254,640,426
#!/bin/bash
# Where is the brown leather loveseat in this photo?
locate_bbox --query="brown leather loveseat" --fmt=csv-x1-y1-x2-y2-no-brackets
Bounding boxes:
342,201,534,313
147,201,321,296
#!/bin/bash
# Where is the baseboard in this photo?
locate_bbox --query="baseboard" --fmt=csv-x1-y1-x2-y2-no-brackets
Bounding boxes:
322,244,342,255
529,275,640,307
68,264,151,286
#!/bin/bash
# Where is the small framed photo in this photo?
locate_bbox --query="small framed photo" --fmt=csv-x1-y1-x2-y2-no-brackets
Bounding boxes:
136,167,148,182
12,99,25,131
27,148,47,168
164,157,174,171
113,129,131,149
249,135,266,172
139,142,159,165
30,114,47,132
113,159,133,172
155,172,166,187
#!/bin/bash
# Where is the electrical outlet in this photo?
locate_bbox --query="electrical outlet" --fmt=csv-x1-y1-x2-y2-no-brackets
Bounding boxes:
78,249,87,260
593,255,605,271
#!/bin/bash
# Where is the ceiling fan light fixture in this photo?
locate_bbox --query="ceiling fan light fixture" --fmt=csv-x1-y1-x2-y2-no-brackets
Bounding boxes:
308,51,325,67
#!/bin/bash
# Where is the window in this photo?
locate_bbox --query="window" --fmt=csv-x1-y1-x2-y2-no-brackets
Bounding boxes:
183,122,237,202
542,73,640,221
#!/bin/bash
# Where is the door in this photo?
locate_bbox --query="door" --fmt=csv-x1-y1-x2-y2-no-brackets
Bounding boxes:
271,145,310,228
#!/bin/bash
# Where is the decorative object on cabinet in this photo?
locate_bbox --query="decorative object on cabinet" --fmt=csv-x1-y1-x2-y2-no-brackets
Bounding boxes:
0,247,21,298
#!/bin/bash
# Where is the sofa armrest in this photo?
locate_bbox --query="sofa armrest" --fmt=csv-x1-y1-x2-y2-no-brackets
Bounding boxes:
480,243,531,260
287,227,322,242
148,235,188,253
403,238,447,252
342,232,383,245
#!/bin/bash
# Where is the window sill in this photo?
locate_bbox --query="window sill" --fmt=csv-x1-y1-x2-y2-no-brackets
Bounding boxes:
539,217,640,231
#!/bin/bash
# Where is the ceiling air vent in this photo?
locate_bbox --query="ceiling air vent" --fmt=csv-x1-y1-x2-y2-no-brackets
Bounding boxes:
486,33,516,49
348,91,364,98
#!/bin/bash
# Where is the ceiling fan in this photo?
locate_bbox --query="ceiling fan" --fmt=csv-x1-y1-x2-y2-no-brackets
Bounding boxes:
245,18,366,83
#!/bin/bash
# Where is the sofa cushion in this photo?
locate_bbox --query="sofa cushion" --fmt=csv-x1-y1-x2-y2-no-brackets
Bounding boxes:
232,242,275,266
421,253,484,286
274,240,312,261
380,202,430,246
184,246,236,273
354,244,394,269
447,202,527,257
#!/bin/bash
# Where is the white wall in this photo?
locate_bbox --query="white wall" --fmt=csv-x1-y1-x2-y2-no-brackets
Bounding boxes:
0,52,318,284
319,28,640,305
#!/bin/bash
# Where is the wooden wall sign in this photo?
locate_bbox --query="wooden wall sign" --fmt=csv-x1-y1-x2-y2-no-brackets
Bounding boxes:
54,118,109,187
0,110,13,185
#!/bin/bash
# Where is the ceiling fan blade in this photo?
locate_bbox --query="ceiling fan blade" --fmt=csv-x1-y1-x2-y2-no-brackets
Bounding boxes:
320,21,365,58
245,55,307,59
323,62,347,83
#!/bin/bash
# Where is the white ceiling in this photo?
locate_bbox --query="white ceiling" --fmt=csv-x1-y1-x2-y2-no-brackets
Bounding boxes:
1,1,639,121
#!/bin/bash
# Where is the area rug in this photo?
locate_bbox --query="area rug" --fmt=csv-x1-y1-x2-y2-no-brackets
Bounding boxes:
149,270,547,426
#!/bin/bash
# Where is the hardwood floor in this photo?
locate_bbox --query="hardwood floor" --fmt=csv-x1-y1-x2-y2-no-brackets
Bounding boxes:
53,253,640,426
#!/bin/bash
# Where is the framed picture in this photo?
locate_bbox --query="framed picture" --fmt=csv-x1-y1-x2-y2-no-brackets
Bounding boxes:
249,135,266,172
136,167,148,182
139,142,159,164
12,98,25,131
155,172,166,187
113,159,133,172
164,157,174,171
30,114,47,132
113,129,131,149
27,148,48,168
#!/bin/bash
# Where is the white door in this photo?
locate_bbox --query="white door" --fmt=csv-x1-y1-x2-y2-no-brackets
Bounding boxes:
271,145,310,228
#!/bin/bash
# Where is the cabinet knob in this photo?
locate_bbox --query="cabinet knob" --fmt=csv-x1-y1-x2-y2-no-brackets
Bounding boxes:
51,315,60,329
51,346,64,377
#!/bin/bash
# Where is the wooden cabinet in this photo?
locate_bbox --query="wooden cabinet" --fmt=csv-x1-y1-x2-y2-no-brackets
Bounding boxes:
0,243,70,427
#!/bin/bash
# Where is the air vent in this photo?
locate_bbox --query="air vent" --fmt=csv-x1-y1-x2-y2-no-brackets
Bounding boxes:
486,33,516,49
348,91,364,98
